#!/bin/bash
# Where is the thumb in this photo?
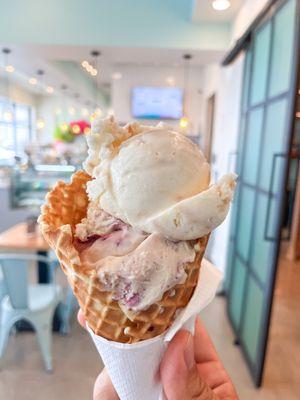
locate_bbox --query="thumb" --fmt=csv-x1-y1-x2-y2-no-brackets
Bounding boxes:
93,368,119,400
160,330,217,400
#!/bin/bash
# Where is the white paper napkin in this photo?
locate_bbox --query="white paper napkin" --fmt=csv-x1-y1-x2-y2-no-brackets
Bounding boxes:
88,259,222,400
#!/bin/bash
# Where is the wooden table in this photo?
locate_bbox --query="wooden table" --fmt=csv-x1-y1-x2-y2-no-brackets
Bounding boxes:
0,223,61,330
0,223,50,282
0,223,49,252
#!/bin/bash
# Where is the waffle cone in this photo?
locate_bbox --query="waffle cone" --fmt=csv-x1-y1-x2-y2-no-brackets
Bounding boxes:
39,171,209,343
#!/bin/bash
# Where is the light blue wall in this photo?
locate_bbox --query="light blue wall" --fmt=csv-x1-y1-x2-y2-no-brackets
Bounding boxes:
0,0,230,50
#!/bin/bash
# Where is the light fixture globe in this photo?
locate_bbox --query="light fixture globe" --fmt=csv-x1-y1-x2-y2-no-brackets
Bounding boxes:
212,0,231,11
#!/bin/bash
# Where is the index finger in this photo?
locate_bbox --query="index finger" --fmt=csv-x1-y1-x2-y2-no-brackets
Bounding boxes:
77,308,87,329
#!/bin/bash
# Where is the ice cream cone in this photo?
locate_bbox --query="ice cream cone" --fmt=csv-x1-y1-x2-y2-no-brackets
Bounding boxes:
38,171,209,343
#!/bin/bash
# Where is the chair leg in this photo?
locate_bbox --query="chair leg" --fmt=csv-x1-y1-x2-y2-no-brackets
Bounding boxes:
31,311,53,373
60,288,78,335
58,302,69,335
0,312,15,359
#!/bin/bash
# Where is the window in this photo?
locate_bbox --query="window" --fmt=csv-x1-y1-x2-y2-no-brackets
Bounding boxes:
0,98,33,160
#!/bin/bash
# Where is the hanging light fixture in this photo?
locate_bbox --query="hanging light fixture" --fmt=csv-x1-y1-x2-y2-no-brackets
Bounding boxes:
90,50,101,119
81,107,89,117
180,54,192,131
57,84,68,124
67,93,79,117
36,69,46,131
68,106,75,116
2,48,14,123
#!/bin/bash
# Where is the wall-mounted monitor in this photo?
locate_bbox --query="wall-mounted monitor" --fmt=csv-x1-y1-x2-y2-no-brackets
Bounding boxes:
131,87,183,120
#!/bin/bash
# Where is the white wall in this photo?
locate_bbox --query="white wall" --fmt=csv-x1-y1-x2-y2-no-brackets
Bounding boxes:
0,77,37,107
231,0,269,42
204,0,269,275
203,55,244,274
35,95,83,143
0,76,102,144
112,65,204,136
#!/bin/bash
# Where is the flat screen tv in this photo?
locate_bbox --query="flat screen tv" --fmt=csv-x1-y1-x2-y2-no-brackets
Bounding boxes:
131,87,183,120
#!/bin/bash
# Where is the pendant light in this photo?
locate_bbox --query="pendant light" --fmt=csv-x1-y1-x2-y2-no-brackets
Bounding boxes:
90,50,102,119
36,69,46,131
2,48,14,123
180,54,192,130
59,84,68,130
70,92,81,134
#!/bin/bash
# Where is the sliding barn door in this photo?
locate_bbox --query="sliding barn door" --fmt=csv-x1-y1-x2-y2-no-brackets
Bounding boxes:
226,0,299,386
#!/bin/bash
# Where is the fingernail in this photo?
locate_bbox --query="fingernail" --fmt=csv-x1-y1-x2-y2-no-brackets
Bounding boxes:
184,333,195,371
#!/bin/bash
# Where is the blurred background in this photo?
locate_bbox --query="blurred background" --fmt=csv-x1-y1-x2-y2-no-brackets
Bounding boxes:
0,0,299,399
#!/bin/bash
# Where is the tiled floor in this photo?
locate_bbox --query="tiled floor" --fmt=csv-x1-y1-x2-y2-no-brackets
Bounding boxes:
0,252,299,399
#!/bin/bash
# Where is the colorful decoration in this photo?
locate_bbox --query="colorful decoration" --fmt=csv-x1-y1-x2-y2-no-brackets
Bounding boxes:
70,120,90,135
53,124,74,143
53,120,90,143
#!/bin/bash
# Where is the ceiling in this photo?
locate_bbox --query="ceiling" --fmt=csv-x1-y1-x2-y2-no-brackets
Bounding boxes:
192,0,243,22
0,44,225,106
0,0,245,104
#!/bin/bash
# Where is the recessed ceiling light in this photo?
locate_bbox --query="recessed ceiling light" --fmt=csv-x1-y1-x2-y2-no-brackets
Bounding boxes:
5,65,14,73
82,60,89,68
212,0,231,11
91,69,98,76
112,72,122,80
46,86,54,94
29,77,37,85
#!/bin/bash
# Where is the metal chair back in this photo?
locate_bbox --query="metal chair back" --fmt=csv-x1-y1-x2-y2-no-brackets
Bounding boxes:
0,254,52,309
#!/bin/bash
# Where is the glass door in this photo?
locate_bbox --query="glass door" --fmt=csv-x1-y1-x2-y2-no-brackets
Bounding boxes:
226,0,299,386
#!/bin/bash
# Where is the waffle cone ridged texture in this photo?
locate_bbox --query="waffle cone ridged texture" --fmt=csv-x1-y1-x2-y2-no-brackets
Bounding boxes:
39,171,209,343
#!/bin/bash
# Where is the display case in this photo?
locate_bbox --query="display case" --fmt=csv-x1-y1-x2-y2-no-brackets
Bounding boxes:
10,164,77,209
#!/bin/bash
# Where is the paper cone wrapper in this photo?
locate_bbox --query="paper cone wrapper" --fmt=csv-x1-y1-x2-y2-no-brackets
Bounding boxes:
87,259,222,400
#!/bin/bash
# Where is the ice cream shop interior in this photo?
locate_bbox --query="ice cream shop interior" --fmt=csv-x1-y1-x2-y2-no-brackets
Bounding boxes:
0,0,299,399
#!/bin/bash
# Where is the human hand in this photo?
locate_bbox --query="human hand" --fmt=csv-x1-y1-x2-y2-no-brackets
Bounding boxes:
160,316,238,399
77,310,238,400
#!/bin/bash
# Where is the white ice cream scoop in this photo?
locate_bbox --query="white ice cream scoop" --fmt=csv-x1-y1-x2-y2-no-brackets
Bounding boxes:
138,173,237,240
84,117,236,241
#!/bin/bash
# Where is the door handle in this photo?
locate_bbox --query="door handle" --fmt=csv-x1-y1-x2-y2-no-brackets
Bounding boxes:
264,153,287,241
285,156,300,241
264,153,289,241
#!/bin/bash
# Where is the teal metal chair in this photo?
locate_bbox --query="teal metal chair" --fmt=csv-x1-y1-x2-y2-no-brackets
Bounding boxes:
0,254,63,372
0,267,7,303
47,251,79,335
59,287,79,335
